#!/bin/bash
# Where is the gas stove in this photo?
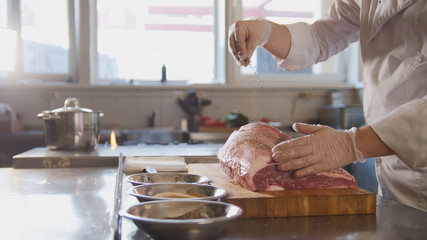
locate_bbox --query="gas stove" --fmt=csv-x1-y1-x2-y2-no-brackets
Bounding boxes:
99,128,190,145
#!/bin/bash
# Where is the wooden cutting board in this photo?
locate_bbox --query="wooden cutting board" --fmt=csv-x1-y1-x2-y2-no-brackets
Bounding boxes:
188,163,376,218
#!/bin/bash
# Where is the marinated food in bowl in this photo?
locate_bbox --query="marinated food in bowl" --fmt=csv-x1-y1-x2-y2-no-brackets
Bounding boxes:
151,192,208,199
125,173,210,186
120,200,242,240
129,183,227,202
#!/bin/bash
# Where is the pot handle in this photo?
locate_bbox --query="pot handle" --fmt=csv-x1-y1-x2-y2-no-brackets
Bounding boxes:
37,113,49,119
64,97,80,111
37,112,60,119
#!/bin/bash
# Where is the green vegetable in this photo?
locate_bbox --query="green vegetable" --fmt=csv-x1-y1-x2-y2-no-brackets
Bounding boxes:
224,110,249,128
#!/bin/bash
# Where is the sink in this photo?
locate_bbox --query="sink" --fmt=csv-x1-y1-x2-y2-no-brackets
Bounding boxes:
189,132,231,144
99,126,301,146
188,127,304,144
123,129,190,145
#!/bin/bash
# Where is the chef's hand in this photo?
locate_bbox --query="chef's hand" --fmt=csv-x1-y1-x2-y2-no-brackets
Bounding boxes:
271,123,364,177
228,18,272,66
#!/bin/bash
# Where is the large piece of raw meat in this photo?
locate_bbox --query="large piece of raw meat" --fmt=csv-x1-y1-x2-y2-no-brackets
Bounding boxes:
217,122,357,191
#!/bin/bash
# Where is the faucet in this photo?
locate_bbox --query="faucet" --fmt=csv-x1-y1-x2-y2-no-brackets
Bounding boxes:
147,111,155,128
176,89,211,132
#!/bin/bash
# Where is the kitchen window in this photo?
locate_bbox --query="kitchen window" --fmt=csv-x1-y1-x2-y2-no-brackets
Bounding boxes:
231,0,352,86
1,0,356,86
96,0,216,84
0,0,11,78
0,0,75,83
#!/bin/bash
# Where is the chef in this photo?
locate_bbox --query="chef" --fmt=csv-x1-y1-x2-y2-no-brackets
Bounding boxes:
228,0,427,212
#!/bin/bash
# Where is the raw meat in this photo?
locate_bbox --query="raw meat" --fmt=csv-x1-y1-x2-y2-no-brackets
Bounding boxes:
217,122,357,191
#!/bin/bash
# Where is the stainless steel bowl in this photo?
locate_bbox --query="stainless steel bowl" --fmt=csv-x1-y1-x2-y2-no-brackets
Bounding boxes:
120,200,242,240
129,183,228,202
125,173,211,186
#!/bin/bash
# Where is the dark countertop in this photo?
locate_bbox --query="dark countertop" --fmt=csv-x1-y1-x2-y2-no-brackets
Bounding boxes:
0,130,46,167
1,167,426,240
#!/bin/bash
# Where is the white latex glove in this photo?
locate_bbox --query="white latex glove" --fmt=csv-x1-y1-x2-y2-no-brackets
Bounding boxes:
271,123,364,177
228,18,272,66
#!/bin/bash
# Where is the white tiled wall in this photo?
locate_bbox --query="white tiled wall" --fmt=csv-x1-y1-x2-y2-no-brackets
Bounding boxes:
0,86,358,130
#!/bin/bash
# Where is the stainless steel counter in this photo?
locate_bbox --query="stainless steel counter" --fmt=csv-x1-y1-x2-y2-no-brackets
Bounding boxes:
1,167,426,240
0,167,117,239
12,144,222,168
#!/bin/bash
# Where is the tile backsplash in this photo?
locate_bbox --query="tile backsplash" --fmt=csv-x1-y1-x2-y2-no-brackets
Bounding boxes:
0,86,360,130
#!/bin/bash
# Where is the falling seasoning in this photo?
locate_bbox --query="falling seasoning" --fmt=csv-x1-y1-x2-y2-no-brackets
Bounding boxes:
247,62,264,121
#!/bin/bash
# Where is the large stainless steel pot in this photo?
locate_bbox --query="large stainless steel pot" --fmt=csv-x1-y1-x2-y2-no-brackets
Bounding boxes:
37,97,104,151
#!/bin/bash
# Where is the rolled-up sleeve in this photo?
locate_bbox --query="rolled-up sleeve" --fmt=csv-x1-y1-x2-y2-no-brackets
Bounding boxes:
371,96,427,168
277,22,320,71
277,0,360,71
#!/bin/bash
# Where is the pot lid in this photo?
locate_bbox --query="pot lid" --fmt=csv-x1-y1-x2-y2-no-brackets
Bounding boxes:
41,97,102,114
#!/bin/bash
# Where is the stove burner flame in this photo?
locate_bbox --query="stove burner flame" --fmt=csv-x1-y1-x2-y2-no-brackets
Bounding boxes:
110,130,118,150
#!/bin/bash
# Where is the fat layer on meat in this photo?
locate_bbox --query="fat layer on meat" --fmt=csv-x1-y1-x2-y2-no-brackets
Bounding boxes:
217,122,357,191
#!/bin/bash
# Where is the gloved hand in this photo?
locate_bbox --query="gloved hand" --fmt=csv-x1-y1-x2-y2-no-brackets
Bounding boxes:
228,18,272,66
271,123,364,177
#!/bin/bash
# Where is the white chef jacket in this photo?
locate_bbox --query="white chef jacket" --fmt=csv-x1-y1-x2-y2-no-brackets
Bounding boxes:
277,0,427,212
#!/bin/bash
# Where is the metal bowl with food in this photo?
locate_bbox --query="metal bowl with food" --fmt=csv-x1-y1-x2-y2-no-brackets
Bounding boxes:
128,183,228,202
125,173,211,186
120,200,243,240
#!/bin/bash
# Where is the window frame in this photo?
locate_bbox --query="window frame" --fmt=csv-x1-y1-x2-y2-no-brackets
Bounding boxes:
4,0,77,83
91,0,220,85
3,0,359,88
225,0,353,88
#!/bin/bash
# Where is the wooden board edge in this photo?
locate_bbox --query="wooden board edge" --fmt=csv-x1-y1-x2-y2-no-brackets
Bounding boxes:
189,163,377,218
229,193,376,218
